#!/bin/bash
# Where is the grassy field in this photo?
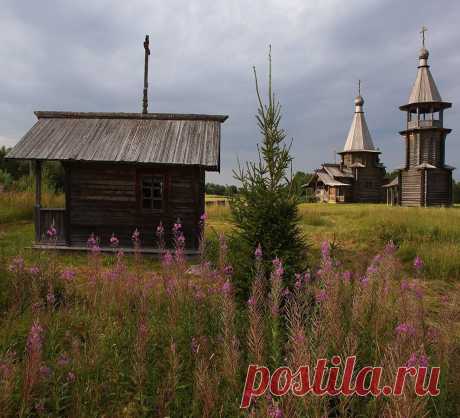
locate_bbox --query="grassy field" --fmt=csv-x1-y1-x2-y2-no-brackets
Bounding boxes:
0,192,459,416
207,202,460,282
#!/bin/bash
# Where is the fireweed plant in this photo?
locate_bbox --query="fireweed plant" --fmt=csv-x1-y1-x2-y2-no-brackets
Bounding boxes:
0,221,458,417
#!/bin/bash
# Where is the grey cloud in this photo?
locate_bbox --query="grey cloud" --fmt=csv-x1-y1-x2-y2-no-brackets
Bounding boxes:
0,0,458,183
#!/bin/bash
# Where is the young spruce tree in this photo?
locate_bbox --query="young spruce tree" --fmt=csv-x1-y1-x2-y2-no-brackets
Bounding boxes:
230,46,306,295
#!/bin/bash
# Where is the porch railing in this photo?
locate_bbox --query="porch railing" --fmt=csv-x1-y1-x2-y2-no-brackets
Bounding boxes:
37,208,67,244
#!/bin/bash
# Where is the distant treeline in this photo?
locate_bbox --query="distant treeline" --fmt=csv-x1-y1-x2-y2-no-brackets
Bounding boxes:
206,171,315,201
2,145,460,202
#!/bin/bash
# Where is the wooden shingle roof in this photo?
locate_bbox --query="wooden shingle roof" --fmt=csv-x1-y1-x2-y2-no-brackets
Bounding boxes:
7,111,228,171
400,48,451,112
341,95,378,153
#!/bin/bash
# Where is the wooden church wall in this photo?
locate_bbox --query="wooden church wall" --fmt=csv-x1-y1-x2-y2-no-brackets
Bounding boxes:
67,162,204,248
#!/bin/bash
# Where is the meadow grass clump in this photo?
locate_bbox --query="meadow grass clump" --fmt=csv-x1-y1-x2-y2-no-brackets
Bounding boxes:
0,221,458,417
0,192,64,224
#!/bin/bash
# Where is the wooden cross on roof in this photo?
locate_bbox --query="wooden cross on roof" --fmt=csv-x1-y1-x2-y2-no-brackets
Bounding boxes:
142,35,150,114
420,26,428,47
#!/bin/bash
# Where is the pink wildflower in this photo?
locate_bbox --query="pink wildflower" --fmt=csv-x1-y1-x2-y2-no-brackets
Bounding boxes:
191,337,199,354
156,222,164,235
414,256,424,271
406,352,418,367
28,266,40,275
384,240,396,254
294,273,302,289
343,271,352,282
131,228,140,243
401,280,410,291
321,241,330,260
109,233,119,248
61,268,76,282
272,258,284,277
254,243,263,260
46,225,57,238
360,275,369,286
27,321,44,351
223,265,233,276
8,256,24,273
247,297,255,306
35,401,45,413
57,353,70,367
66,371,76,383
315,289,328,303
87,233,98,247
395,322,416,336
46,289,55,306
173,222,182,234
176,233,186,246
222,280,232,295
39,364,52,379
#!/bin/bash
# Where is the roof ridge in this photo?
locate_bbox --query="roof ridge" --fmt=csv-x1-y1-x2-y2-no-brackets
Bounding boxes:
34,111,228,123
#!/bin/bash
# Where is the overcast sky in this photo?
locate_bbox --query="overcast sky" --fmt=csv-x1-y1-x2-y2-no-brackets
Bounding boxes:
1,0,459,183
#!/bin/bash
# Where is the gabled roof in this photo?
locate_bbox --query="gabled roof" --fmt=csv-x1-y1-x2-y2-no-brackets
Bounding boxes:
342,95,377,153
6,111,228,171
316,169,351,187
323,164,354,178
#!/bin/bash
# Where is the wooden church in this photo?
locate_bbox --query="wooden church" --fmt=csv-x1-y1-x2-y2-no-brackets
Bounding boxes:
385,29,454,207
6,36,227,252
308,86,386,203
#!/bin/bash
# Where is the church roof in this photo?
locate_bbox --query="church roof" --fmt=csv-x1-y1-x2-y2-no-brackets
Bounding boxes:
400,44,451,112
323,164,354,178
342,94,378,153
316,170,350,187
408,48,442,104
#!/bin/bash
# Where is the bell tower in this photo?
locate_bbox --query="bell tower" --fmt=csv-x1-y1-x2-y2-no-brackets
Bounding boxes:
398,27,453,206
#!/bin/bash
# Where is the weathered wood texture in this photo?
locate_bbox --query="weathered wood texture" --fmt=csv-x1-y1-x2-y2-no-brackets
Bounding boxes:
7,113,226,172
65,162,203,249
342,152,385,203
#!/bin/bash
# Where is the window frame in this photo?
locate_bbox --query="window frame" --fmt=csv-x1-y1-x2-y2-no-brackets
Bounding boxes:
139,174,165,213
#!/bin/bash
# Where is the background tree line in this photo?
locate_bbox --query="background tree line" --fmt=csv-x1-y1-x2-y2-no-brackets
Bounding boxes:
0,146,64,192
2,145,460,202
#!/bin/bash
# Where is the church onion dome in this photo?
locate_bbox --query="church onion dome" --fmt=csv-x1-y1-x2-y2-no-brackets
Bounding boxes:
400,44,451,112
354,95,364,106
341,92,378,153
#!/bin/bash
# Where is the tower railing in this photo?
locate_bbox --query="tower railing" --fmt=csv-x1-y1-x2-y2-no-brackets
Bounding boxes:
407,119,442,130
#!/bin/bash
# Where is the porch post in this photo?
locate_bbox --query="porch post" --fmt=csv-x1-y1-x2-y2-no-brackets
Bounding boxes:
64,164,71,245
34,160,42,242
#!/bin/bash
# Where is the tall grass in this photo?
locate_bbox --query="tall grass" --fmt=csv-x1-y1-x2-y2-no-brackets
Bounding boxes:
208,203,460,282
0,192,64,224
0,230,458,416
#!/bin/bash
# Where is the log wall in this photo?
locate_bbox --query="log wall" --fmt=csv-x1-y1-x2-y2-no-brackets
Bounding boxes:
65,162,204,249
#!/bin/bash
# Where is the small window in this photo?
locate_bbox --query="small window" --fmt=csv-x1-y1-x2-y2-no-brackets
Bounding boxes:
141,176,163,211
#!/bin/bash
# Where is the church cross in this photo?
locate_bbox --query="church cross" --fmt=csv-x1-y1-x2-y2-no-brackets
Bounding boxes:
358,79,361,96
420,26,428,47
142,35,150,114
